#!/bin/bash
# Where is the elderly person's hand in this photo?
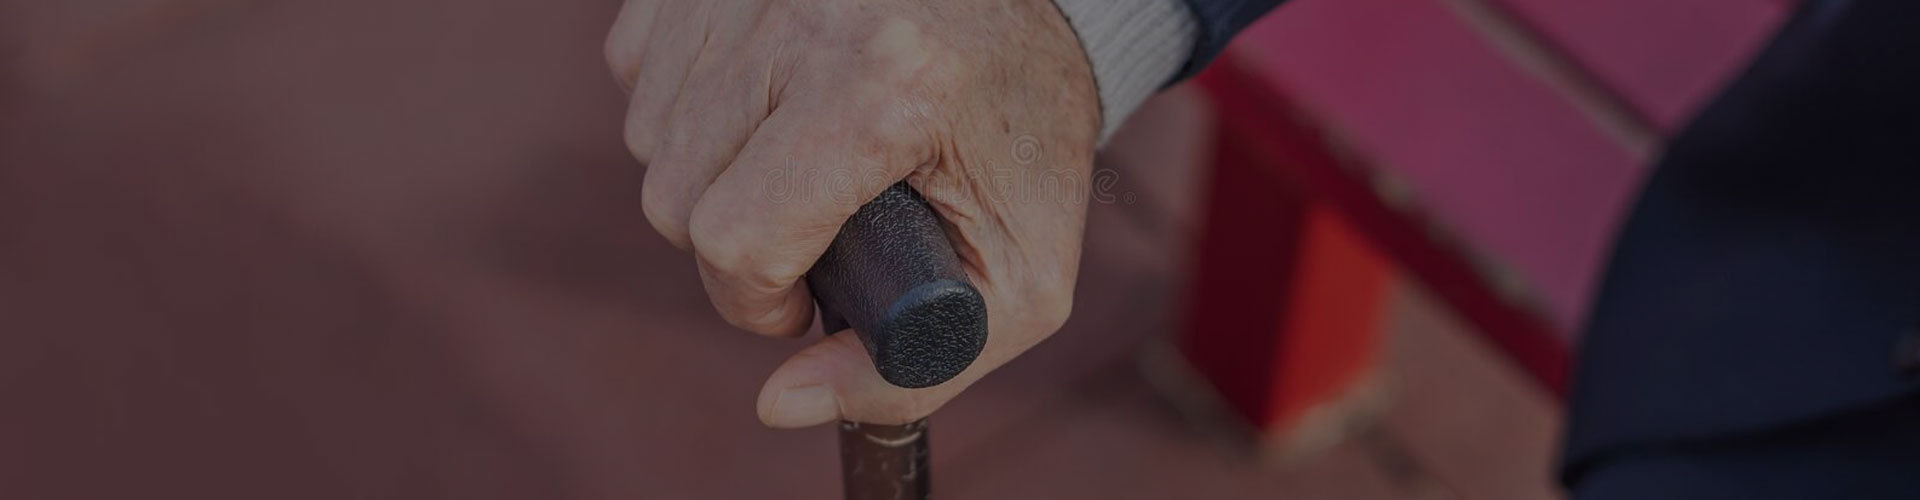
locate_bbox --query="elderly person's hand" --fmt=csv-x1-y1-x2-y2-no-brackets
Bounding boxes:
605,0,1100,428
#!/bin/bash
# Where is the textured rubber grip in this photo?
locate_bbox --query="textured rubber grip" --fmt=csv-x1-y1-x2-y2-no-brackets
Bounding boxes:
806,182,988,389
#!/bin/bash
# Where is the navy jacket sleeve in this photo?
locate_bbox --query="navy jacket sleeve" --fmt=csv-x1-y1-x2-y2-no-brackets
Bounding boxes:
1175,0,1290,80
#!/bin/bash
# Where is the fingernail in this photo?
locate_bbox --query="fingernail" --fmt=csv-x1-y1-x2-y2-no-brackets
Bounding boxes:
766,384,838,428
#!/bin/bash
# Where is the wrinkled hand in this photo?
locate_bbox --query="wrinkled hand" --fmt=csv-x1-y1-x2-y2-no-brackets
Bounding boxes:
605,0,1099,428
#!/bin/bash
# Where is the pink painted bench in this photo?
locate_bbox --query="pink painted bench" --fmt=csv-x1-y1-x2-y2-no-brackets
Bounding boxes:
1178,0,1787,433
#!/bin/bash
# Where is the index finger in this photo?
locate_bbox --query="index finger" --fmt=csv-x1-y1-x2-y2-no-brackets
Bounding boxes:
685,92,937,337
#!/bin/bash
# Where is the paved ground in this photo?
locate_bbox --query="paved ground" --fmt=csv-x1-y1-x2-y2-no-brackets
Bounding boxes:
1,1,1563,498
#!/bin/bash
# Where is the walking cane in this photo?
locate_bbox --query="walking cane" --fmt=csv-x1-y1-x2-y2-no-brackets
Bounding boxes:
807,182,990,500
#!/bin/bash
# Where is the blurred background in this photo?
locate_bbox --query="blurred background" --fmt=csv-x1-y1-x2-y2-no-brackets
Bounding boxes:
0,0,1792,498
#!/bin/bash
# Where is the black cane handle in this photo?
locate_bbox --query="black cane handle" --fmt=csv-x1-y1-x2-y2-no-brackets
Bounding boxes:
805,182,988,389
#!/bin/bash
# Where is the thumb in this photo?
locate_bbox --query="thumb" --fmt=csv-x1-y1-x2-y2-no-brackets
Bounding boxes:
755,329,980,429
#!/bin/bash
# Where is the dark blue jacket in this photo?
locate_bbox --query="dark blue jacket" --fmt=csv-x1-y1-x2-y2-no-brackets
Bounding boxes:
1178,0,1920,487
1560,0,1920,482
1176,0,1289,80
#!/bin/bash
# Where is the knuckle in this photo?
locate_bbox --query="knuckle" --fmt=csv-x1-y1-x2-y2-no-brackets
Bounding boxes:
686,204,742,269
686,204,782,292
845,100,936,174
639,175,691,248
604,40,637,88
860,18,938,79
622,114,658,166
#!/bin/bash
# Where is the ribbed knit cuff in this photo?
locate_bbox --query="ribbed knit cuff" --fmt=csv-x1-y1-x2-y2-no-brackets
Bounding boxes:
1051,0,1199,143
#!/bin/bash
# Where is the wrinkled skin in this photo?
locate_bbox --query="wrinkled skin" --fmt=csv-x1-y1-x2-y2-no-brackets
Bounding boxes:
604,0,1100,428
